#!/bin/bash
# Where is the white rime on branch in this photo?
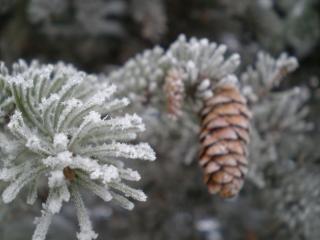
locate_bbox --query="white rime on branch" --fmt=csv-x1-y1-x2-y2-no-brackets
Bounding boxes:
239,52,310,188
106,36,315,238
0,60,155,240
108,34,240,107
0,35,309,240
108,35,307,192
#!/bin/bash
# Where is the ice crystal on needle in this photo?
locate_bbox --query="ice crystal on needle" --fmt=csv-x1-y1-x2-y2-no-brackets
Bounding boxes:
0,60,155,240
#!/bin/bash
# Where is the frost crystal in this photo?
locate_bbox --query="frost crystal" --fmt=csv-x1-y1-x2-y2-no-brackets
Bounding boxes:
0,60,155,240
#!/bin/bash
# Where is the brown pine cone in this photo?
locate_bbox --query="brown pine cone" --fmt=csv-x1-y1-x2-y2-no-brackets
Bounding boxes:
199,82,251,198
163,68,184,120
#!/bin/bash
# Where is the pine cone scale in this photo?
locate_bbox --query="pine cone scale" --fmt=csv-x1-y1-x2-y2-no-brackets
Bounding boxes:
201,128,239,146
213,155,239,166
233,127,250,143
202,107,251,127
212,171,234,183
224,166,242,177
204,161,221,174
200,127,249,146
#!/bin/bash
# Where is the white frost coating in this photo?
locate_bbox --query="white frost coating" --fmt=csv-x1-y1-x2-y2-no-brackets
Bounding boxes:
162,35,240,83
84,132,137,144
53,133,69,151
106,35,241,114
90,164,119,183
57,98,83,130
77,174,112,202
107,45,165,95
32,211,53,240
197,78,213,100
106,114,145,131
70,156,101,173
69,156,119,183
7,75,33,89
186,60,199,82
79,142,156,161
27,179,38,205
0,163,29,181
7,110,30,139
39,93,59,111
1,56,155,240
109,181,147,202
241,51,299,102
43,151,73,169
72,185,98,240
2,166,43,203
239,52,306,188
100,165,119,183
87,85,116,105
68,111,103,146
102,97,130,113
46,184,70,213
119,168,141,181
63,98,84,108
84,111,102,124
219,74,239,86
48,170,65,188
197,79,211,92
26,136,49,155
110,191,134,210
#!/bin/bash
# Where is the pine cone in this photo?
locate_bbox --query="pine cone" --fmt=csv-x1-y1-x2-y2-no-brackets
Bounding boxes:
199,82,251,198
163,68,184,120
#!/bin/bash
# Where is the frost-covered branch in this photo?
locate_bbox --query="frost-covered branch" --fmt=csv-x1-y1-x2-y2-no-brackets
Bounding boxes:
0,35,312,240
0,60,155,240
108,35,309,192
108,35,240,109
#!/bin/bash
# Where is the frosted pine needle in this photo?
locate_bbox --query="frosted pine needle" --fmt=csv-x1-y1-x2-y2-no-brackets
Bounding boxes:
0,60,155,240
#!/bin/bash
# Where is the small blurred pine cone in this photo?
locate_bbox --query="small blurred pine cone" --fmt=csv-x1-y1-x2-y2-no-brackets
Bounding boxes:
163,68,184,120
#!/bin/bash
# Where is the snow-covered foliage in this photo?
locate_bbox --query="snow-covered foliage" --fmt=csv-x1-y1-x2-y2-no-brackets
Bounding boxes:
239,52,312,187
0,35,314,240
240,52,299,103
0,60,155,240
109,35,241,113
110,34,240,90
163,35,240,83
107,35,246,170
108,46,166,102
107,36,316,239
108,36,310,198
